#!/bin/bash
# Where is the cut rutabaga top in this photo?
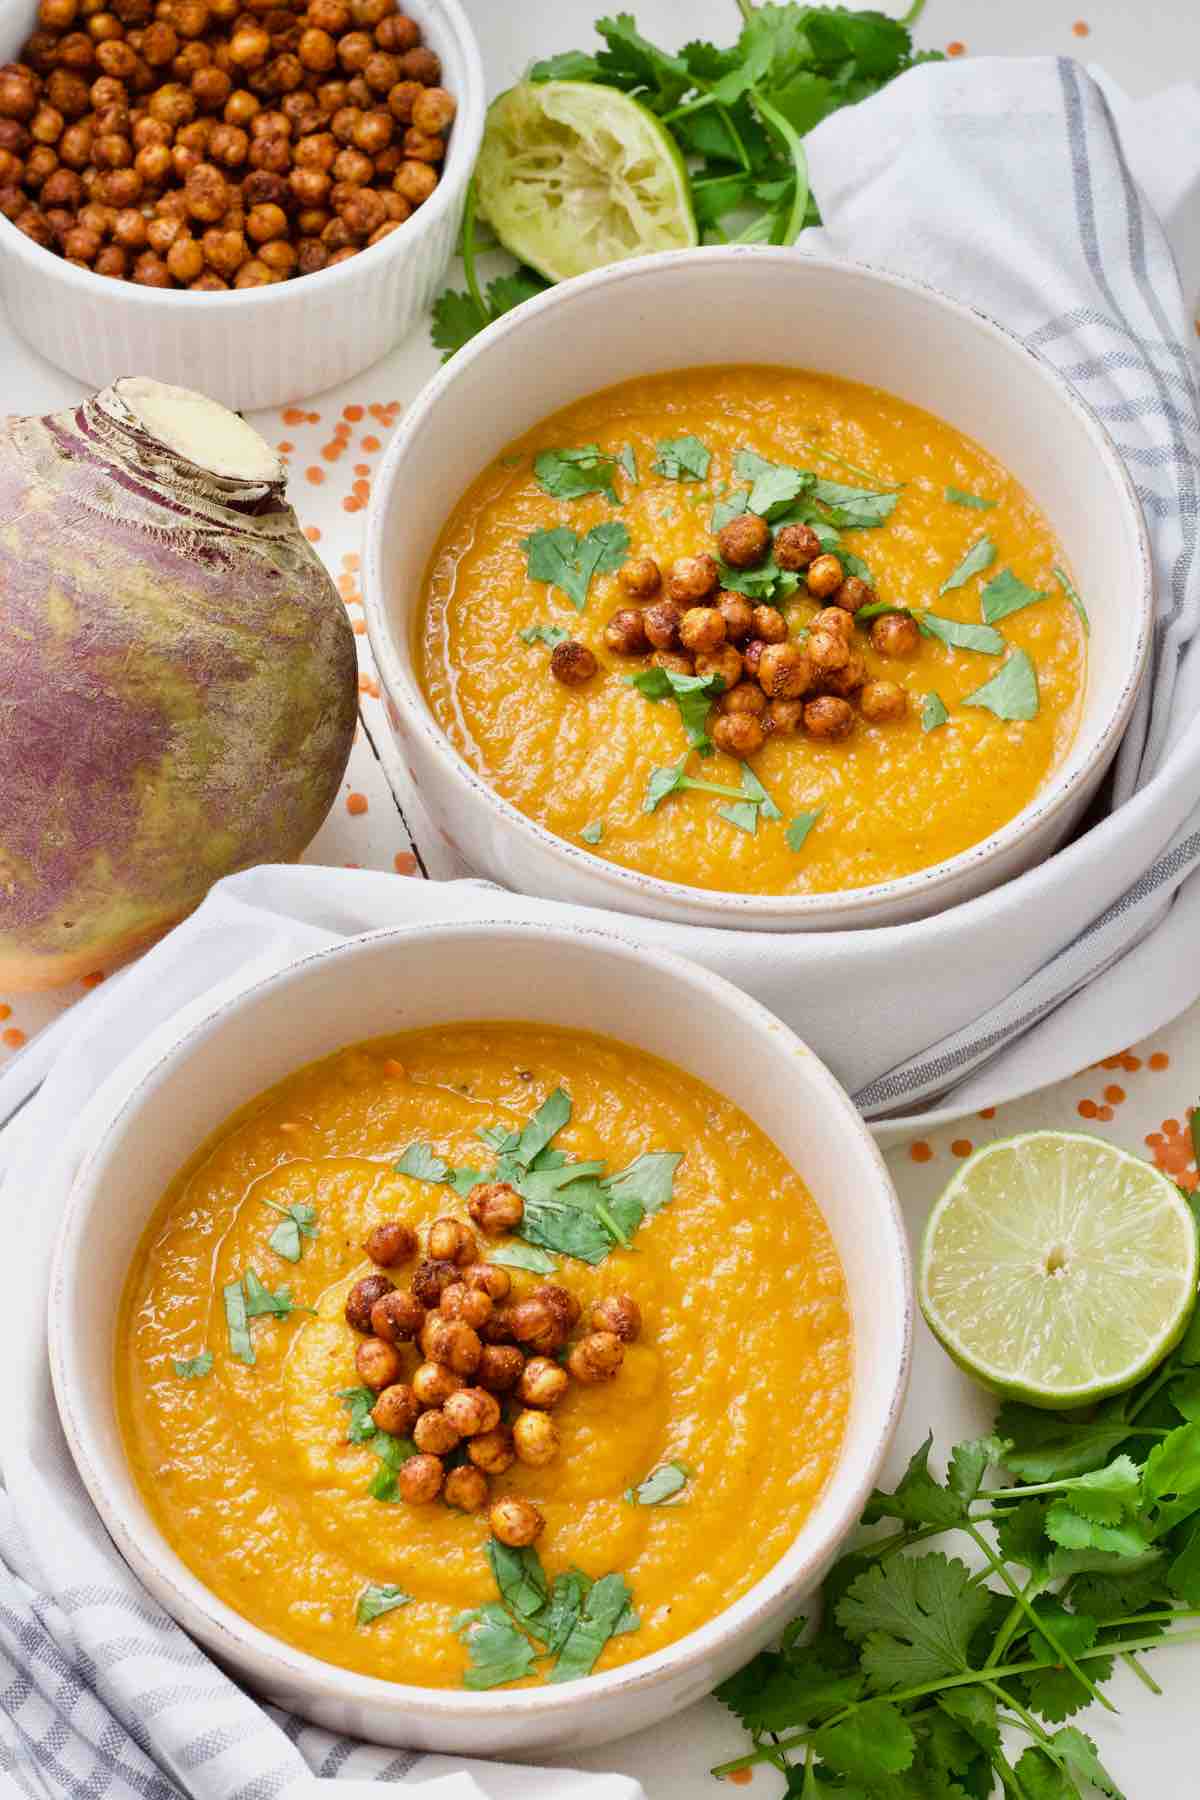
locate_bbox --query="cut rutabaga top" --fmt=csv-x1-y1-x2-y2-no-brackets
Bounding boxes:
114,376,282,486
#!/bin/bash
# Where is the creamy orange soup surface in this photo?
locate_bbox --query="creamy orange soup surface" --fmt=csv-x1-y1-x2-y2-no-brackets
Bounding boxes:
418,365,1086,897
118,1023,852,1688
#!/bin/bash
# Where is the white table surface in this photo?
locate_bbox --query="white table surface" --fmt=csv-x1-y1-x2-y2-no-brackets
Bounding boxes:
3,0,1200,1792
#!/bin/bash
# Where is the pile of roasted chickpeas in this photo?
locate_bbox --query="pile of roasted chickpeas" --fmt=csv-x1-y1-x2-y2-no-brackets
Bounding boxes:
343,1182,640,1549
549,511,921,754
0,0,454,287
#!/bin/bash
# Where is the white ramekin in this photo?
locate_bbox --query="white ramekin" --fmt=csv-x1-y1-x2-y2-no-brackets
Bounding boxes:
363,247,1152,931
0,0,484,410
48,919,910,1756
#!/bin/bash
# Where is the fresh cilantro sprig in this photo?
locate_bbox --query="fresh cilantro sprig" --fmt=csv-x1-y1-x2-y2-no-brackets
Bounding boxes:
260,1195,317,1263
456,1538,638,1688
715,1270,1200,1798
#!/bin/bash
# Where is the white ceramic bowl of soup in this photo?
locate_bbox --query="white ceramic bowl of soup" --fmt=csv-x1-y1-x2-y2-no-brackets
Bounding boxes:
362,246,1152,930
49,918,910,1755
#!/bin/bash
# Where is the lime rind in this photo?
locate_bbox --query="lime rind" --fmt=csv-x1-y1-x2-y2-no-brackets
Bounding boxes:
918,1129,1198,1410
475,80,697,284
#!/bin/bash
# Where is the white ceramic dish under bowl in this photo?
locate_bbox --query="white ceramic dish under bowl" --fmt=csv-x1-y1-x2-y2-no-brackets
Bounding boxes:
49,919,910,1757
363,246,1152,932
0,0,484,411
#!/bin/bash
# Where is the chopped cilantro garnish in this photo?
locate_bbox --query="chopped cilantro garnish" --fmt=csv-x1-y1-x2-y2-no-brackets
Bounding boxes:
939,535,996,594
1054,564,1090,634
368,1429,418,1501
338,1386,378,1443
486,1242,558,1275
921,692,950,733
534,444,621,504
808,477,899,530
714,558,799,602
711,488,751,533
458,1539,638,1690
946,485,996,509
644,758,755,814
918,612,1006,655
785,810,822,852
980,568,1049,625
732,448,812,519
261,1197,317,1264
617,443,638,483
627,664,725,752
653,434,711,481
223,1279,253,1365
519,622,569,648
395,1141,449,1183
718,799,759,834
963,649,1040,720
356,1583,412,1625
173,1351,213,1380
625,1462,691,1505
523,521,630,611
580,821,605,845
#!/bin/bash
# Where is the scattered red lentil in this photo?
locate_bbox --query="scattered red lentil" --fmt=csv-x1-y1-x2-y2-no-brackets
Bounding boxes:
2,1028,27,1049
344,404,365,423
978,1106,996,1120
1077,1099,1099,1119
344,497,363,514
1122,1053,1142,1072
1164,1118,1182,1136
1150,1052,1171,1071
282,407,306,426
1104,1084,1126,1105
345,553,361,571
353,619,367,634
946,40,965,55
346,792,368,815
322,443,344,462
909,1141,934,1164
0,1004,10,1022
1072,19,1090,35
304,526,322,543
306,467,325,485
727,1774,753,1789
951,1139,973,1159
353,479,370,501
394,850,418,875
81,970,105,989
1095,1105,1114,1122
362,435,381,452
277,441,294,454
383,1058,406,1077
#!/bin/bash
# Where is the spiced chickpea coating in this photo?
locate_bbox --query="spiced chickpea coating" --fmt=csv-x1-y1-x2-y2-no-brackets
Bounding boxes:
766,697,805,735
815,605,855,644
535,1283,581,1335
591,1294,642,1342
871,612,920,657
719,681,766,718
604,608,648,656
443,1464,489,1512
420,1313,481,1376
467,1181,523,1235
516,1355,569,1409
550,640,597,687
820,650,868,697
512,1409,559,1467
806,554,844,599
398,1452,444,1504
439,1281,492,1329
642,599,682,651
712,713,764,759
665,554,719,604
619,555,660,599
371,1381,419,1436
463,1261,511,1301
356,1336,402,1391
411,1257,457,1308
568,1330,625,1384
696,644,743,690
509,1295,564,1354
371,1287,425,1342
442,1386,501,1437
363,1219,416,1267
807,629,850,675
717,592,754,642
468,1424,515,1474
490,1495,544,1547
858,679,908,722
428,1216,476,1266
477,1343,525,1392
757,641,813,701
750,605,787,645
345,1272,394,1333
411,1360,462,1407
678,606,725,655
716,511,770,568
804,695,855,740
832,576,873,614
413,1407,459,1455
774,522,822,570
651,650,694,678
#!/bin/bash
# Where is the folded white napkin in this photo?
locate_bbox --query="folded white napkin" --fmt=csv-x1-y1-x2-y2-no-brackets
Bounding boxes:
3,52,1200,1800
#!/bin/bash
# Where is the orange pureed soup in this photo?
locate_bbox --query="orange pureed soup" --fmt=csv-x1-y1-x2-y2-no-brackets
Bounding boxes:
417,365,1086,897
117,1023,851,1689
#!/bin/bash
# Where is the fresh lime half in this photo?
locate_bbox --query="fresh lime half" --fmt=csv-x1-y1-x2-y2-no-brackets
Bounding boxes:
919,1130,1198,1409
474,80,698,283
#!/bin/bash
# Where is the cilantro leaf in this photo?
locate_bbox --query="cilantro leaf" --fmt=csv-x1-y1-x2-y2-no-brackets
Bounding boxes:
368,1428,417,1501
395,1141,449,1183
963,649,1040,721
617,443,638,482
173,1351,213,1379
980,568,1048,625
994,1498,1053,1577
711,488,751,532
732,449,812,519
513,1087,571,1167
862,1435,966,1530
602,1150,681,1216
356,1583,412,1625
786,810,822,852
1142,1421,1200,1535
456,1602,539,1689
948,1436,1009,1506
1044,1728,1126,1799
523,522,630,610
626,1461,690,1505
593,12,693,109
717,1645,864,1735
811,1697,916,1780
486,268,551,319
430,286,486,358
1054,564,1090,635
939,536,996,594
264,1200,317,1264
223,1279,254,1365
549,1572,637,1682
918,612,1006,655
487,1241,558,1274
715,558,799,601
996,1405,1137,1482
519,622,569,648
338,1385,378,1443
921,692,949,733
838,1553,993,1690
241,1268,302,1317
719,800,760,834
580,820,604,845
486,1538,549,1621
645,759,688,813
809,476,899,529
528,49,605,81
627,665,724,752
653,434,711,481
738,762,781,820
946,486,996,510
1018,1599,1110,1723
1013,1747,1082,1798
534,444,620,504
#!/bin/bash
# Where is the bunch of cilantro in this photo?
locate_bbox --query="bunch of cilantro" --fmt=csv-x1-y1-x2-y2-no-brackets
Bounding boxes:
714,1273,1200,1798
431,2,938,359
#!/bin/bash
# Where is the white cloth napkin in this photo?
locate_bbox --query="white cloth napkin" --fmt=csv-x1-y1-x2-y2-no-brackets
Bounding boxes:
4,51,1200,1800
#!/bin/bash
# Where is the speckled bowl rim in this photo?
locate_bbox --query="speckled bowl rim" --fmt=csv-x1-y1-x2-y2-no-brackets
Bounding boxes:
362,246,1153,926
48,917,912,1723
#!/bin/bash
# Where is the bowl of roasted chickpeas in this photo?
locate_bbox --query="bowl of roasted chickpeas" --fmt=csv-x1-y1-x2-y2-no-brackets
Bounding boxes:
0,0,484,408
363,246,1150,933
48,917,910,1753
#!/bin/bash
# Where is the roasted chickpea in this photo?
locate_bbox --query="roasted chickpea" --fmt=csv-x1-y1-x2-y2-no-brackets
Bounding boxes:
718,681,766,718
223,85,259,125
47,68,91,116
712,713,764,759
750,604,787,645
695,645,743,691
758,641,813,700
678,606,725,655
295,235,328,273
332,142,372,183
375,12,419,51
411,1256,457,1307
568,1330,624,1385
549,639,597,687
337,182,385,234
172,0,211,36
208,120,248,164
512,1409,559,1467
228,24,270,68
468,1424,515,1475
820,650,868,697
345,1272,394,1332
60,120,96,166
442,1386,501,1438
385,76,421,122
477,1343,524,1391
535,1284,581,1335
388,157,432,210
832,575,873,614
716,511,770,568
188,269,228,287
443,1464,489,1512
467,1181,524,1235
650,649,694,678
398,45,439,84
716,592,754,642
814,605,855,644
411,1360,462,1407
666,553,719,604
509,1297,563,1354
422,1314,481,1376
489,1495,543,1547
352,106,392,153
200,221,246,273
297,25,337,70
774,522,822,571
409,83,453,136
0,69,39,123
517,1356,569,1409
371,1287,425,1342
805,553,844,599
288,164,329,205
356,1335,402,1391
766,697,805,735
96,242,128,273
0,147,27,187
247,128,288,171
360,1219,414,1267
413,1407,459,1455
39,0,79,26
183,158,227,217
440,1282,492,1329
804,695,855,740
337,28,373,71
165,231,203,280
870,612,920,658
858,679,908,722
96,38,137,78
307,0,351,29
642,599,682,651
146,211,182,251
591,1294,642,1342
424,1216,475,1267
100,164,142,204
609,556,658,604
603,607,648,656
807,630,850,675
463,1262,511,1301
62,220,101,257
42,166,84,207
31,103,65,145
397,1452,443,1503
